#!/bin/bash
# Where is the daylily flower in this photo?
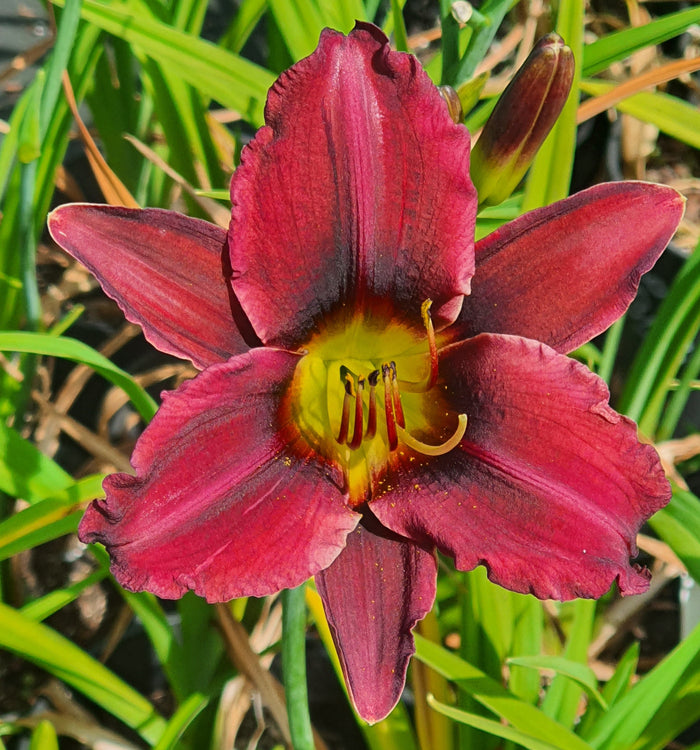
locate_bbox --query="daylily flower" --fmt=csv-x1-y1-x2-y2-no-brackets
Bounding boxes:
48,23,683,723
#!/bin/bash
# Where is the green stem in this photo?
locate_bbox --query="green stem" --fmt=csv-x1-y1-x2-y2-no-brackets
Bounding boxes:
282,584,314,750
598,315,625,385
14,159,40,426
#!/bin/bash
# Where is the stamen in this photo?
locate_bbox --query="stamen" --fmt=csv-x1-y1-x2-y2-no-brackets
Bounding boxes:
365,370,379,439
348,377,365,450
397,414,468,456
389,361,406,429
336,373,354,445
382,364,399,451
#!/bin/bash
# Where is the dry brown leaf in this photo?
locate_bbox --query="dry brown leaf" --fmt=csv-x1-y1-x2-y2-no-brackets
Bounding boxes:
577,55,700,124
657,433,700,490
97,363,193,438
588,557,682,659
124,135,231,228
35,324,142,458
215,603,293,748
637,533,686,570
32,390,133,472
61,72,139,208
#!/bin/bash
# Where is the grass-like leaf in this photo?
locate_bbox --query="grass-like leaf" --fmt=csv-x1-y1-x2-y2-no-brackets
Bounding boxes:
618,237,700,434
20,568,110,622
508,596,544,705
0,476,104,560
51,0,275,125
0,22,101,332
649,488,700,584
414,634,593,750
427,695,580,750
0,602,166,743
0,332,157,422
0,421,73,502
269,0,325,60
29,720,58,750
579,82,700,151
584,620,700,749
540,599,596,728
578,643,639,739
583,6,700,77
0,500,81,562
0,474,103,561
152,692,208,750
507,655,608,709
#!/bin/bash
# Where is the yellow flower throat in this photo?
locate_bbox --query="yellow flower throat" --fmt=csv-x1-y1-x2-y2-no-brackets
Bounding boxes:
286,301,467,506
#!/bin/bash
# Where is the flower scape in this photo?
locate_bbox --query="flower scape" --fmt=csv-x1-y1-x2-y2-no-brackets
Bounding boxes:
48,22,684,723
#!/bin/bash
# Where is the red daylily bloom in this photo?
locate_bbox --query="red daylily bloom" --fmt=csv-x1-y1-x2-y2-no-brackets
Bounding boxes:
48,23,684,723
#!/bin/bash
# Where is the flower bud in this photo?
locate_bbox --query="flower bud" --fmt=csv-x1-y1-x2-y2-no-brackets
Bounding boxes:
438,85,463,124
470,33,574,206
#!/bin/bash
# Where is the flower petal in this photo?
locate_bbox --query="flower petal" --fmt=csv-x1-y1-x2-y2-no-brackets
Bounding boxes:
229,22,476,348
48,204,254,369
452,182,684,353
316,513,436,724
79,349,359,601
372,334,670,600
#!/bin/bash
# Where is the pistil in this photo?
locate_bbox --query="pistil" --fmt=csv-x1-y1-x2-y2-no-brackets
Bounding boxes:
398,414,468,456
398,299,439,393
421,299,439,391
348,377,365,450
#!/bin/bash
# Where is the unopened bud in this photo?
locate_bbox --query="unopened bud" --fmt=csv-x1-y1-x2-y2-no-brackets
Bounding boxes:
438,85,463,124
470,33,574,206
451,1,473,25
451,1,488,29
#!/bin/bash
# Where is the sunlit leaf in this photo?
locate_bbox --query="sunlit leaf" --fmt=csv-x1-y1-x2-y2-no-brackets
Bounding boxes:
52,0,274,125
579,81,700,151
414,635,593,750
0,603,166,743
427,696,580,750
0,332,157,422
650,488,700,584
583,6,700,76
507,655,607,709
584,620,700,749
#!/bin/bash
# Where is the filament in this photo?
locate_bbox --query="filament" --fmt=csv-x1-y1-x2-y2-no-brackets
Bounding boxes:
389,361,406,429
365,370,379,439
336,372,354,445
348,377,365,450
382,364,399,451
